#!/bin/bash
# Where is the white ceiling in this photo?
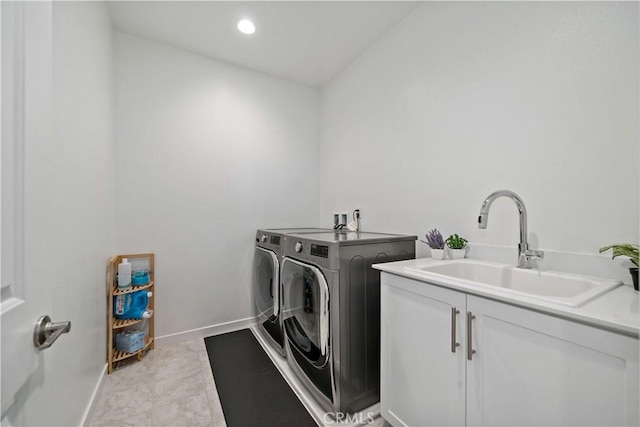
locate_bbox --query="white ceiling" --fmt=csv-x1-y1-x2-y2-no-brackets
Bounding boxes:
107,1,419,87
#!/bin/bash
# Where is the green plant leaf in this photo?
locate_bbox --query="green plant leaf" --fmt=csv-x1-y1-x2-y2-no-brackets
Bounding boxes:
599,243,639,266
446,233,468,249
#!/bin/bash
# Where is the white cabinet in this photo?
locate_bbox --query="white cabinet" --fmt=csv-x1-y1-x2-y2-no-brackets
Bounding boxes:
380,273,640,427
381,273,466,426
466,295,639,426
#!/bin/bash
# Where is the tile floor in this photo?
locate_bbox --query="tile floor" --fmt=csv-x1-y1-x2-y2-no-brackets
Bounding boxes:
89,334,390,427
89,339,226,427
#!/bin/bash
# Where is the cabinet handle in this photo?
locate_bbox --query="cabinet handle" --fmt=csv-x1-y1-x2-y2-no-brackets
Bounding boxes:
467,311,476,361
451,307,460,353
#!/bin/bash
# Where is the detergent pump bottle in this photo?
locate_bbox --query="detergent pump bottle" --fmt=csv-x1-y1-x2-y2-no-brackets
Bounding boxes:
118,258,132,288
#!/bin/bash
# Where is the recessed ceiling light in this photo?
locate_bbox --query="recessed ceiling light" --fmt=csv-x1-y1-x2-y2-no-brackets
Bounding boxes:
237,19,256,35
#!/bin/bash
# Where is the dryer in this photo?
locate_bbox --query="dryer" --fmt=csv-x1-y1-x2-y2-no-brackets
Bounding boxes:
280,231,416,414
252,228,330,357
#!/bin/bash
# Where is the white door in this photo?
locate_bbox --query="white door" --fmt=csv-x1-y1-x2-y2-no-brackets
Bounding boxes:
1,1,57,420
380,273,466,427
466,295,640,427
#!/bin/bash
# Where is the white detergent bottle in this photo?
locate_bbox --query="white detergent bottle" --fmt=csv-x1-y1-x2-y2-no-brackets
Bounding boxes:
118,258,132,288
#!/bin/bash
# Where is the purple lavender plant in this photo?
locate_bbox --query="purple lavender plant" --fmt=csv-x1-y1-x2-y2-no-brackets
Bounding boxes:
421,228,445,249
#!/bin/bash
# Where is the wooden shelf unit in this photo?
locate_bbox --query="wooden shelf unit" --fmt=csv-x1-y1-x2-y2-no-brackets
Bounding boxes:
112,280,154,295
112,337,155,363
107,253,155,374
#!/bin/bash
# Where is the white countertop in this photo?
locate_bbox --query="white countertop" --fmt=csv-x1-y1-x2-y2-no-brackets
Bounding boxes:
374,258,640,337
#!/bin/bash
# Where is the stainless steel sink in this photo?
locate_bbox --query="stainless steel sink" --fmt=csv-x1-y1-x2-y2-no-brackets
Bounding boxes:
405,259,621,307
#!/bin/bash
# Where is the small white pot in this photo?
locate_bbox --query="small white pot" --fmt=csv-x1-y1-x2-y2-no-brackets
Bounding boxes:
430,248,445,260
448,247,466,260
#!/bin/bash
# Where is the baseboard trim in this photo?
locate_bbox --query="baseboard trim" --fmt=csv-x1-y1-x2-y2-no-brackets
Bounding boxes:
80,364,107,427
154,317,256,348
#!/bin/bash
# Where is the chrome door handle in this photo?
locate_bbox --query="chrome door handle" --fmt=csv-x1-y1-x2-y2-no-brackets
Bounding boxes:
451,307,460,353
467,311,476,361
33,315,71,351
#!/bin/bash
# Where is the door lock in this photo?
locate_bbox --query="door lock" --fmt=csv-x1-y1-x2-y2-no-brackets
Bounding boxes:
33,315,71,351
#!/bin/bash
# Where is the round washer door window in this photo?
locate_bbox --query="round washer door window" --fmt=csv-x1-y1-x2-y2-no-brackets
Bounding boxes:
252,247,278,320
281,257,329,367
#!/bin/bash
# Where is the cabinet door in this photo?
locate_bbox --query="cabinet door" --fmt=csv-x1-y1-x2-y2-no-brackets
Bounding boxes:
381,273,466,427
466,295,639,427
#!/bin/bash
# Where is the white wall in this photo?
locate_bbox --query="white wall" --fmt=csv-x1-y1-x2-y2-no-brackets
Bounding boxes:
320,2,639,263
114,32,320,337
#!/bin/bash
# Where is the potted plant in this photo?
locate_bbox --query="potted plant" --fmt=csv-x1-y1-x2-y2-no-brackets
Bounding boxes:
422,229,445,260
446,234,468,260
599,243,639,291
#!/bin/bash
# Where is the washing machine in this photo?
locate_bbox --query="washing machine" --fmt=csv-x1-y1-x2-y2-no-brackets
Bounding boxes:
280,231,416,414
252,228,331,357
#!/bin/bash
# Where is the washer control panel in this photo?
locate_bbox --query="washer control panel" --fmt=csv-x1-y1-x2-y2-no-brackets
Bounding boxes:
255,231,281,250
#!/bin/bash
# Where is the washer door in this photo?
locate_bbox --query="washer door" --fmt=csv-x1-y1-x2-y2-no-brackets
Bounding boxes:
281,257,330,366
252,247,279,322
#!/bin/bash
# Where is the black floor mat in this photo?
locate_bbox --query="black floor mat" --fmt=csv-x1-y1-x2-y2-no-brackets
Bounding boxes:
204,329,317,427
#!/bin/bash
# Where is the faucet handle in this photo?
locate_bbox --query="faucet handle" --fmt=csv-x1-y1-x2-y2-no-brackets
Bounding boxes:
518,248,544,269
526,249,544,260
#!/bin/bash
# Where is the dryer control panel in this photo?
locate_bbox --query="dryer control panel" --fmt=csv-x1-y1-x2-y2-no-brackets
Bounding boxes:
310,244,329,258
283,235,339,270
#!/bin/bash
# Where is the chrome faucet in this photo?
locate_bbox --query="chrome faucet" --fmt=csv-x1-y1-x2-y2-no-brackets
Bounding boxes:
478,190,543,269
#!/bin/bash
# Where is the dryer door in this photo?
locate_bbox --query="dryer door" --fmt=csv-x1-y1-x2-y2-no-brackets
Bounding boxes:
252,247,279,322
281,257,330,365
